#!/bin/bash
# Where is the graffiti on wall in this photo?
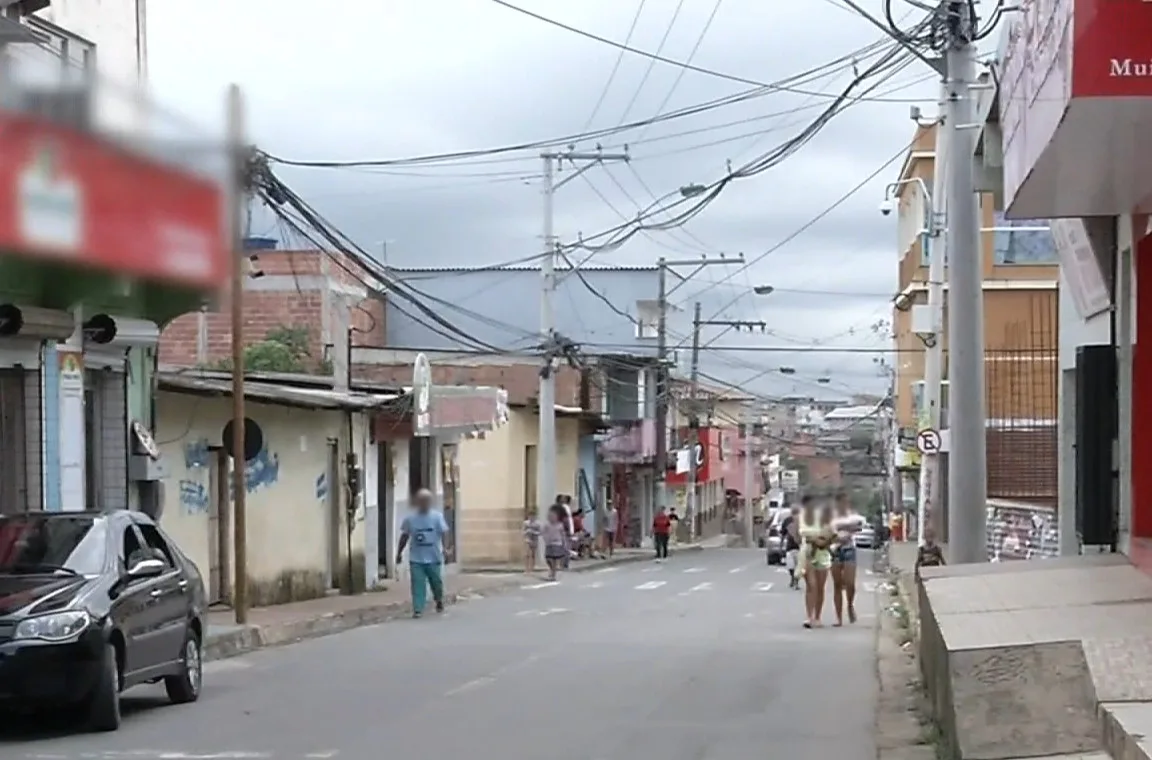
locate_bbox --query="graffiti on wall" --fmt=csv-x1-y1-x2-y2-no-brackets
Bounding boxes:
179,480,209,514
184,438,212,469
227,445,281,496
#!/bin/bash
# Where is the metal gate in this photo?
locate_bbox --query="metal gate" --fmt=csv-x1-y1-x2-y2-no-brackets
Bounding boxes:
0,370,28,514
84,369,128,511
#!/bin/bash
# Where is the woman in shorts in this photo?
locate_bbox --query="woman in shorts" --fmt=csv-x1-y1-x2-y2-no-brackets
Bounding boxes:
830,492,864,626
798,500,835,628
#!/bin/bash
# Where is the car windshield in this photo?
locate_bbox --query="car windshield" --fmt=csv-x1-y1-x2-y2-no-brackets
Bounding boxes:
0,514,108,576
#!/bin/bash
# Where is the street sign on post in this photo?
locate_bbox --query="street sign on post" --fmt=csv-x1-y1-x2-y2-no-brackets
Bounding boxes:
916,428,942,455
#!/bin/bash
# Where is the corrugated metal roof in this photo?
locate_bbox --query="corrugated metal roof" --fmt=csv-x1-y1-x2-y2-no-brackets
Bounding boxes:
158,372,402,411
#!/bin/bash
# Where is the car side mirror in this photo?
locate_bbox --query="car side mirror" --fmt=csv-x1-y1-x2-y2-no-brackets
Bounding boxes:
126,558,165,580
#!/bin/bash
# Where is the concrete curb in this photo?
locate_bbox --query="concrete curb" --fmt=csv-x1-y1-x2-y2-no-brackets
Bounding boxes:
203,546,707,662
203,581,523,662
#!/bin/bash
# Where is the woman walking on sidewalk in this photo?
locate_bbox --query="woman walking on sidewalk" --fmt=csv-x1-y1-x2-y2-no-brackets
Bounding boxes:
396,489,449,618
542,508,568,581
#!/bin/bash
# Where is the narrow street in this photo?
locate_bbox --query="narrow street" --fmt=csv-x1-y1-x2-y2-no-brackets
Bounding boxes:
0,549,879,760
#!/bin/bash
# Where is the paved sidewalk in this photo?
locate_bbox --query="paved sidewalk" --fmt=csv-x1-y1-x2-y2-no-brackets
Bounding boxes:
461,535,722,574
204,541,718,662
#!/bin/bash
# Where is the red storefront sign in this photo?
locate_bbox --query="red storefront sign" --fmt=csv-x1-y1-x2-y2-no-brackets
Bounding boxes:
1001,0,1152,218
0,112,226,288
665,428,725,485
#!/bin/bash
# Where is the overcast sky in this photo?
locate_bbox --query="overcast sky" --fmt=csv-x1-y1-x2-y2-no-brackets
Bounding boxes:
147,0,943,399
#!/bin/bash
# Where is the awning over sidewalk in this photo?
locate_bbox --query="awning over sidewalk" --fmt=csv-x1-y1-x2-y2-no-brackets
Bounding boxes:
372,385,509,440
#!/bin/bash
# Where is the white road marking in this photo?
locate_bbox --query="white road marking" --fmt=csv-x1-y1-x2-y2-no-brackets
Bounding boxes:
635,580,667,590
678,582,713,596
683,567,706,573
753,582,775,592
593,566,619,573
28,754,277,759
305,753,340,759
445,675,497,695
582,581,605,589
641,566,662,573
515,607,570,617
729,566,745,574
523,581,559,590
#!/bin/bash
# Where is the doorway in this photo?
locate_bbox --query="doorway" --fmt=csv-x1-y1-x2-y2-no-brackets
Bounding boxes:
377,442,391,577
440,443,459,564
409,436,433,492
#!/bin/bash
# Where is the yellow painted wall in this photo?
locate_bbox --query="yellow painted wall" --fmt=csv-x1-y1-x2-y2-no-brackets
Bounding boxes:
456,407,580,566
157,391,371,605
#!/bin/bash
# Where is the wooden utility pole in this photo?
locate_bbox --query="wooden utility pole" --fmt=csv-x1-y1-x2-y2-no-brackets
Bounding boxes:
227,84,249,625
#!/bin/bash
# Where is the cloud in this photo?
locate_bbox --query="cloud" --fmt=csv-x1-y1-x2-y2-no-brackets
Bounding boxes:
146,0,941,396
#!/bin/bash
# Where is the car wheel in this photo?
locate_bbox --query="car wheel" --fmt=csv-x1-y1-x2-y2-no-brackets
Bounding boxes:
87,643,121,732
165,627,203,704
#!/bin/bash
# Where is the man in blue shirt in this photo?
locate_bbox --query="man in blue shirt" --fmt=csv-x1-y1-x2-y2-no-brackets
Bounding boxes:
396,488,450,618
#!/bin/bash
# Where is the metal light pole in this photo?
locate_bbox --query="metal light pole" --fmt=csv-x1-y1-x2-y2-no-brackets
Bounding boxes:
885,176,943,545
943,2,986,564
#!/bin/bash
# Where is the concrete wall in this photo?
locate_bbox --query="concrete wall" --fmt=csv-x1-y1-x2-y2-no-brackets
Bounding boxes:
455,407,580,565
157,390,371,605
34,0,146,132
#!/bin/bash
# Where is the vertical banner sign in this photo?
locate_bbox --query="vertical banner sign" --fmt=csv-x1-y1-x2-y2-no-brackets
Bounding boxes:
413,353,432,437
57,348,85,511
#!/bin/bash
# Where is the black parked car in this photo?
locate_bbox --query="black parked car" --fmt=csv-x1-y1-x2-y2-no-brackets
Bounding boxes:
0,510,207,732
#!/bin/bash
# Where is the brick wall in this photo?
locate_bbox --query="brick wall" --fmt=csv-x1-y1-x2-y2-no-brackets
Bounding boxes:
160,249,386,368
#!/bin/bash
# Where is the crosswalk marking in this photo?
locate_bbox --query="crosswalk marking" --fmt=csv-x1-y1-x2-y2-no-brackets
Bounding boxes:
729,566,745,574
684,567,706,573
516,607,570,617
523,581,559,590
636,580,667,590
593,566,619,574
679,582,712,596
582,581,605,589
753,582,775,592
642,566,662,573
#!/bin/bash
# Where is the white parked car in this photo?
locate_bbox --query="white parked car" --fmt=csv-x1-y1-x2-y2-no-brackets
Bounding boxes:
854,525,877,549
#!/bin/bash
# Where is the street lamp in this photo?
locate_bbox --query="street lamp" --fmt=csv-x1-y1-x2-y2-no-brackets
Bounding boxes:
752,285,775,296
641,183,708,216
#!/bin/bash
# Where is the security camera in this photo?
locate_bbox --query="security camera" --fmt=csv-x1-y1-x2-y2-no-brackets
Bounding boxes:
879,199,894,216
910,105,922,122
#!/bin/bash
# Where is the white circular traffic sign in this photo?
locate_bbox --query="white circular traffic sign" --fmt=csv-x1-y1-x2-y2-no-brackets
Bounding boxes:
916,428,941,454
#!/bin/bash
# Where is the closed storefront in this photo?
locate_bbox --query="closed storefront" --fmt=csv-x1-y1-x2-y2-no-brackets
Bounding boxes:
0,351,43,514
84,360,129,512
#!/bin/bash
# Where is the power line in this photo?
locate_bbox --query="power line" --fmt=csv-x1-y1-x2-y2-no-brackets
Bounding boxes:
579,0,649,134
488,0,930,102
615,0,688,126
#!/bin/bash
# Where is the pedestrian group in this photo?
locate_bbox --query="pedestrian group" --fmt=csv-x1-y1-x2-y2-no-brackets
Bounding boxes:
780,491,866,629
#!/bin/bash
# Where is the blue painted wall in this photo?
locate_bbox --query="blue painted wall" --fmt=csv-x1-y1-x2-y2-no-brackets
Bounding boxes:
577,434,599,532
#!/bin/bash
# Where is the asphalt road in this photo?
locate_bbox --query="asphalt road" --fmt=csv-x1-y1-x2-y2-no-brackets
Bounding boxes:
0,548,880,760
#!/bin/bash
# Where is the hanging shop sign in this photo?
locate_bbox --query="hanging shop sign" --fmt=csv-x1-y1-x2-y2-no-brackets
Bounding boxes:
1000,0,1152,218
0,111,226,288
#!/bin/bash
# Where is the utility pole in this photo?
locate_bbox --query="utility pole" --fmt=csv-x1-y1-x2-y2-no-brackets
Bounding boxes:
538,149,627,560
227,84,249,624
742,405,757,548
688,306,767,543
943,0,987,564
887,173,944,545
653,256,737,546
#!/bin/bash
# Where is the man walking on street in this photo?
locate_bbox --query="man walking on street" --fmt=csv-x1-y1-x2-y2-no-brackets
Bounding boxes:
653,507,672,560
603,508,618,557
396,488,449,618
